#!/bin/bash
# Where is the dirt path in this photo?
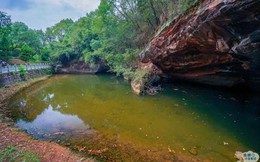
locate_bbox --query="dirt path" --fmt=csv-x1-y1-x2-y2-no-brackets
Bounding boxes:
0,77,95,162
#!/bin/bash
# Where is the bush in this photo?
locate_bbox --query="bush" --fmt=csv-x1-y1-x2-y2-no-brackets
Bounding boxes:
19,65,27,80
44,68,53,75
104,48,140,77
132,67,150,83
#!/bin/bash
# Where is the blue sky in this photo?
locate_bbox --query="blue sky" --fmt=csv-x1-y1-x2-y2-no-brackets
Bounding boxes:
0,0,100,30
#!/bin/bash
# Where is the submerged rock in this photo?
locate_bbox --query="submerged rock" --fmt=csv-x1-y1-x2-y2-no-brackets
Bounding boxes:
189,147,198,156
141,0,260,89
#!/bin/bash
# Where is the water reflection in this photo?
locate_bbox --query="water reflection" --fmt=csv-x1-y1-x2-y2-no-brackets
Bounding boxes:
7,75,260,161
43,93,55,102
16,105,92,140
19,99,27,107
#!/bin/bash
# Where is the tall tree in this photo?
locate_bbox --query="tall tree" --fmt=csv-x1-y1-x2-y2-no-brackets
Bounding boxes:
0,11,12,61
19,44,35,62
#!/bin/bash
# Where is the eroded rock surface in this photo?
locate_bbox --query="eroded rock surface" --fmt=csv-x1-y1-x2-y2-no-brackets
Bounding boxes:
141,0,260,88
55,62,108,74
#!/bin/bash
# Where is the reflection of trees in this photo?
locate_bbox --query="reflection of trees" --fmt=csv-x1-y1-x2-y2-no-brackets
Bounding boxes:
8,75,120,127
9,98,48,122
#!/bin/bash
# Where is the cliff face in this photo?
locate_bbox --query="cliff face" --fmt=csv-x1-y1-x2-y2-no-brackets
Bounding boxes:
55,62,108,74
141,0,260,88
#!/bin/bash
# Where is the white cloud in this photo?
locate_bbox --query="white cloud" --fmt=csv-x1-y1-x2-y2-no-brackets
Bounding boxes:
0,0,100,30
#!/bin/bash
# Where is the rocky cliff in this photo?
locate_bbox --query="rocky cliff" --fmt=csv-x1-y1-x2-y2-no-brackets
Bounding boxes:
140,0,260,89
55,62,108,74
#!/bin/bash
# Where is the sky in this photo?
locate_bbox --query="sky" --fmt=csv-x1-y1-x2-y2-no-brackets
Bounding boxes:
0,0,100,30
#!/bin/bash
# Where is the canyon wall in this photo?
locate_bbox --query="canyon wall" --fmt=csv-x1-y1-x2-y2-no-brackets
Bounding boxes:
140,0,260,89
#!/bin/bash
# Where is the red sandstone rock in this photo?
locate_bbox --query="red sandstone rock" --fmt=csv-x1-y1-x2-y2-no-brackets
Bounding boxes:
141,0,260,87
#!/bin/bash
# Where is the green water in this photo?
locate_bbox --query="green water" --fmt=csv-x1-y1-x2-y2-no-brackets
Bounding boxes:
8,75,260,161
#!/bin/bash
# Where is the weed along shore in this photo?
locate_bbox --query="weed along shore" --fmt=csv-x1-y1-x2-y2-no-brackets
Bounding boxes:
0,76,95,162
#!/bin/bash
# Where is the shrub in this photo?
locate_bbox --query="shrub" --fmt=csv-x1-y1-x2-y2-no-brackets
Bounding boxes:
132,67,150,83
19,65,27,80
104,48,140,77
44,68,53,75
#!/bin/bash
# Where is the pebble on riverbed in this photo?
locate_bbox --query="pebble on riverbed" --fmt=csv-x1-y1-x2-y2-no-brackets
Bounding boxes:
188,147,198,156
223,141,229,145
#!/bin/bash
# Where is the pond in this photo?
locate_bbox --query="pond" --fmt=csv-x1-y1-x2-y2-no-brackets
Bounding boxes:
8,75,260,161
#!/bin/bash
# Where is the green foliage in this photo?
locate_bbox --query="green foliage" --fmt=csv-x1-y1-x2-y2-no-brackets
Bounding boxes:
0,11,12,61
0,11,11,27
179,0,198,13
0,146,39,162
19,64,27,80
40,48,51,61
44,68,54,75
0,12,47,63
10,22,42,50
0,36,11,61
32,54,41,62
19,44,35,62
132,67,151,83
45,19,74,42
84,49,102,64
0,87,4,92
1,0,198,68
0,146,16,161
40,0,195,68
90,39,102,51
122,68,135,79
104,48,140,77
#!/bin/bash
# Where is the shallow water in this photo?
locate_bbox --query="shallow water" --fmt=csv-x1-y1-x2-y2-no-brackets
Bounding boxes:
8,75,260,161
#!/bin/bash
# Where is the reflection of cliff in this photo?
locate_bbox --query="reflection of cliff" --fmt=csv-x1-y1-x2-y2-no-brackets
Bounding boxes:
141,0,260,88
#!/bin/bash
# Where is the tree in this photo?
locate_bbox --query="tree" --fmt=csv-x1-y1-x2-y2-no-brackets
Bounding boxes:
0,11,11,28
19,44,35,62
29,0,197,68
40,48,51,62
1,13,45,62
45,19,74,43
0,11,12,61
10,22,42,52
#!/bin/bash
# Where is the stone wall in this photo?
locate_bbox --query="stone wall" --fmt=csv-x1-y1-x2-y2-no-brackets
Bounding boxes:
0,69,49,88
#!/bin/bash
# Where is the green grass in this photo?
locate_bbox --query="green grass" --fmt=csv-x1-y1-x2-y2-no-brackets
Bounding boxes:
0,146,40,162
0,87,5,92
